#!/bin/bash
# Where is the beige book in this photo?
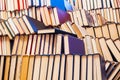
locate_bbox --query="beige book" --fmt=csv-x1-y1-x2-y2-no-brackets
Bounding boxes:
44,34,50,55
101,24,110,39
81,55,87,80
40,35,45,55
59,55,65,80
52,55,61,80
35,35,42,55
9,56,17,80
87,55,93,80
114,39,120,51
33,56,41,80
39,56,49,80
99,38,113,61
94,26,103,38
65,55,73,80
106,39,120,61
74,55,80,80
108,23,118,40
47,56,54,80
31,35,37,55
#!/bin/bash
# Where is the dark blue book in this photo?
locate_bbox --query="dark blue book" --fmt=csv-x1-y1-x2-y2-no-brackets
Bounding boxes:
22,15,51,34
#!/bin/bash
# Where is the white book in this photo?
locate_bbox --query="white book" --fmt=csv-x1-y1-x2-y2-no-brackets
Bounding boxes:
8,18,19,35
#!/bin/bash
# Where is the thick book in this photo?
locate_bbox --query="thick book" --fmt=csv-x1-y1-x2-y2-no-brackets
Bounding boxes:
22,15,50,34
64,35,85,55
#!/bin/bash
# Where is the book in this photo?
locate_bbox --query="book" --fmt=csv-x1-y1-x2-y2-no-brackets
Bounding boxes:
65,55,73,80
52,55,61,80
74,55,80,80
22,15,48,34
64,34,85,55
39,56,48,80
99,37,113,61
20,56,29,80
33,56,41,80
106,39,120,61
47,55,54,80
53,7,71,25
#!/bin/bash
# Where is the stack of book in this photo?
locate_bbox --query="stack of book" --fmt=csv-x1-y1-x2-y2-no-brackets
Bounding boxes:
0,0,120,80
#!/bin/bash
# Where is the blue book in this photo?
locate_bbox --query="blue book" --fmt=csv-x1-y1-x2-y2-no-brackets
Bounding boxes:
51,0,72,11
22,15,51,34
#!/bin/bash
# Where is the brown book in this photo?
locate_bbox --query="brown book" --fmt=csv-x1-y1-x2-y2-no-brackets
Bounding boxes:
20,56,29,80
49,7,56,26
27,56,35,80
39,56,49,80
5,36,11,55
4,56,10,80
52,55,61,80
74,55,80,80
65,55,73,80
71,23,83,38
47,55,54,80
33,56,41,80
106,39,120,61
99,38,113,61
0,56,5,80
